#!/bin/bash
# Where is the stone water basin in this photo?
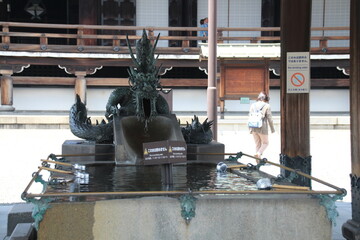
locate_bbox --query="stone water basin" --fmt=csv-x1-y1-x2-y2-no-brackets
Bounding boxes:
31,162,332,240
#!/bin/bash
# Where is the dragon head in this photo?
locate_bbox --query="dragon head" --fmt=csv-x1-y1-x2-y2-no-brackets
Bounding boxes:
126,30,163,122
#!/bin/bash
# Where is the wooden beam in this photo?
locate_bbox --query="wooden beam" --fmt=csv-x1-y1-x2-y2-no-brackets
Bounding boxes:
11,76,348,88
12,77,75,85
0,57,207,68
11,77,208,87
270,78,349,88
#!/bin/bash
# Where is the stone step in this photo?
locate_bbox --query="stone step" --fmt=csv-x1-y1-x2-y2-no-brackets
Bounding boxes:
7,204,33,237
9,223,36,240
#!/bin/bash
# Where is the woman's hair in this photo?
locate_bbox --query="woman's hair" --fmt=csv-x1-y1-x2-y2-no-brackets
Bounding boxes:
257,92,270,102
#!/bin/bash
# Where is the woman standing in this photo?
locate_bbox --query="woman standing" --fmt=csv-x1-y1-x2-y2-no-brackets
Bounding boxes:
249,92,275,162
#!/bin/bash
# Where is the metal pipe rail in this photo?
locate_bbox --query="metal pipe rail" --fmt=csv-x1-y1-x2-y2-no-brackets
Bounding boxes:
24,190,343,200
49,151,346,193
234,151,346,194
41,159,72,167
21,151,346,201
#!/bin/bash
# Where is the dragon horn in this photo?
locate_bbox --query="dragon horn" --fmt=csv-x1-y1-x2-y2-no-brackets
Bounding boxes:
142,29,148,39
155,63,163,77
127,68,136,86
151,33,161,64
126,34,140,69
152,33,160,52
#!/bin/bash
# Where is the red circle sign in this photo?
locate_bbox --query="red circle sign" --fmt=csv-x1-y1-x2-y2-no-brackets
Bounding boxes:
291,73,305,87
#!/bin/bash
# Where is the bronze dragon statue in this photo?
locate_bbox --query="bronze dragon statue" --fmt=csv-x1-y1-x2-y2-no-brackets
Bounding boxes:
69,94,114,143
69,30,170,143
181,115,214,144
105,30,170,123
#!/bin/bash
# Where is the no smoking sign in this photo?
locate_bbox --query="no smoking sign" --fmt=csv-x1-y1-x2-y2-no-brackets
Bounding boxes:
291,72,305,87
287,52,310,93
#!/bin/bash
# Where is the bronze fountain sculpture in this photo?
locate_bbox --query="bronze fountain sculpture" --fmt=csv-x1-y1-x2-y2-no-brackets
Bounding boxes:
68,30,215,165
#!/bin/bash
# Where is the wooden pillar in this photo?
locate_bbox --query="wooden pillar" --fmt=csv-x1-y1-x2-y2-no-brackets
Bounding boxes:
0,69,15,111
59,65,102,106
279,0,312,187
79,0,98,45
75,71,87,105
342,0,360,239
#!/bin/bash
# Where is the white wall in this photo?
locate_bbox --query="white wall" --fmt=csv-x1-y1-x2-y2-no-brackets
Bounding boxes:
11,88,114,112
311,0,325,48
8,87,349,113
13,88,75,111
197,0,349,46
223,90,280,112
198,0,261,42
136,0,169,47
223,89,349,113
172,89,207,112
134,0,349,47
310,89,349,112
324,0,350,47
311,0,350,48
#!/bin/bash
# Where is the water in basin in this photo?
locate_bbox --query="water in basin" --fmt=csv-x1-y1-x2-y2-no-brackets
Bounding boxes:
45,163,259,196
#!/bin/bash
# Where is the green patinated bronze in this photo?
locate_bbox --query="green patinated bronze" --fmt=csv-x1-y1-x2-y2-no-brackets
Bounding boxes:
69,30,170,142
179,194,197,224
69,94,114,143
180,115,213,144
314,192,346,226
106,30,170,125
226,152,244,162
34,173,47,193
225,151,263,170
22,173,53,230
26,197,53,230
48,153,65,162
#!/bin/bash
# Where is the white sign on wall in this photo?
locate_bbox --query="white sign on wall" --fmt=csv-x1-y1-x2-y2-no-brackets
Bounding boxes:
287,52,310,93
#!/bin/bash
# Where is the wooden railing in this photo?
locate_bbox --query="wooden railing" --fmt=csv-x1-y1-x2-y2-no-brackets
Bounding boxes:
0,22,350,55
0,22,350,110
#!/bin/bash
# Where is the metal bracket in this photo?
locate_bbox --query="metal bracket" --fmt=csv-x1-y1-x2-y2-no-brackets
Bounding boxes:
21,172,53,230
26,197,53,230
179,193,197,224
314,193,345,226
33,173,48,193
225,152,243,162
